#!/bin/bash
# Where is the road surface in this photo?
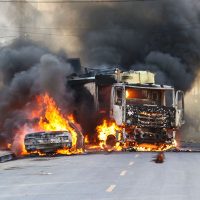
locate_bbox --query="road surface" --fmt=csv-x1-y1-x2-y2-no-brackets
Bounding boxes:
0,152,200,200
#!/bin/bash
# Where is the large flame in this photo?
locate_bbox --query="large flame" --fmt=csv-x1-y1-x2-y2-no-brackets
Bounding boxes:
36,93,77,148
131,142,177,152
96,120,122,151
12,93,81,156
96,120,177,152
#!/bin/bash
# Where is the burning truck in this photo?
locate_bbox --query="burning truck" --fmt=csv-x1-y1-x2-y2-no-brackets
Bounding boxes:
69,69,185,151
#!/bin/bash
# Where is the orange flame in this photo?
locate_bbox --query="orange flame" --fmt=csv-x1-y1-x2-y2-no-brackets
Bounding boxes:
96,120,177,152
84,135,89,144
96,120,122,151
126,90,129,98
7,143,11,150
36,93,77,148
13,93,81,156
131,142,176,152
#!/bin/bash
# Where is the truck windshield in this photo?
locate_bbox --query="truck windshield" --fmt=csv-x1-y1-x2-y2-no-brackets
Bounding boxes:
125,88,162,106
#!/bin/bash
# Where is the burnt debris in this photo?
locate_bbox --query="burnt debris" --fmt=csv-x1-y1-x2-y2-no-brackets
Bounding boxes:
153,152,165,163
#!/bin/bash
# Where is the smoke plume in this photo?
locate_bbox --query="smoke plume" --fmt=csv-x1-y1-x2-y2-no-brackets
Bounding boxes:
4,0,200,90
0,39,75,148
54,0,200,142
52,0,200,91
1,0,200,146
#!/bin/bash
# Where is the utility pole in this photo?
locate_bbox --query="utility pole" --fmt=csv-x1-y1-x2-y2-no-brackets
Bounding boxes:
18,0,27,39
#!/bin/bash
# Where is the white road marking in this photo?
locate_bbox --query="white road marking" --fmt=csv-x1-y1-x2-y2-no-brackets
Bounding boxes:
106,184,116,192
40,172,53,175
129,161,134,166
135,154,139,158
120,170,127,176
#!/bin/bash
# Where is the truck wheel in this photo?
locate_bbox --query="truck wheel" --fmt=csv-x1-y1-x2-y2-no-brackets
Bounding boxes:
106,135,117,148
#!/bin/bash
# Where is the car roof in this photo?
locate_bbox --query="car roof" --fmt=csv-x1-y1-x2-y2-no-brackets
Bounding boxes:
25,131,70,137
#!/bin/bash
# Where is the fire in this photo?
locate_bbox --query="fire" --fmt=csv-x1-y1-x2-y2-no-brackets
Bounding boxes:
14,93,81,156
132,142,177,152
96,120,177,152
57,148,83,155
37,94,71,131
96,120,122,151
7,143,11,150
126,90,130,98
36,93,77,148
125,88,143,99
84,135,89,144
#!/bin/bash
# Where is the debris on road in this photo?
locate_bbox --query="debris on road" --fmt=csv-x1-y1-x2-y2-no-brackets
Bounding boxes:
0,151,15,163
153,152,165,163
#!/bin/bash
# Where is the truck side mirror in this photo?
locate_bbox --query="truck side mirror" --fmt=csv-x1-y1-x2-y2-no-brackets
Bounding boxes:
175,90,185,127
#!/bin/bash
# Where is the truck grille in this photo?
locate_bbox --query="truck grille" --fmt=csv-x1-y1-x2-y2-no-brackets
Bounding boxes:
126,105,175,128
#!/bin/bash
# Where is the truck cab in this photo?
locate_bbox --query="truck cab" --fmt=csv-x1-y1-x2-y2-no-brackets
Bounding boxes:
110,71,184,145
68,68,184,149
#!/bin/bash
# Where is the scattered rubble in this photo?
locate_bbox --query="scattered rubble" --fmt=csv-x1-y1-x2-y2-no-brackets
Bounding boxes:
0,151,15,163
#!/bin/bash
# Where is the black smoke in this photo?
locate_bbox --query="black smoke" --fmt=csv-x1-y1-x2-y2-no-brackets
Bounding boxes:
0,39,76,148
72,85,98,143
1,0,200,147
53,0,200,91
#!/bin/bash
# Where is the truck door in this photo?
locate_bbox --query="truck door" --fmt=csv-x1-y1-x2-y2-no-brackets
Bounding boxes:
112,86,123,125
175,90,185,127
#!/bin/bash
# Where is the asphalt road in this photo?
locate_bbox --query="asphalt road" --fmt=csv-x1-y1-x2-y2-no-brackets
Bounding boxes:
0,152,200,200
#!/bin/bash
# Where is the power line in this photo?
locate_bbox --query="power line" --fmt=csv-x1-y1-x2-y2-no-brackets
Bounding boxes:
0,29,79,37
0,26,65,30
0,36,18,38
0,21,200,39
0,23,200,37
0,0,153,3
1,20,200,31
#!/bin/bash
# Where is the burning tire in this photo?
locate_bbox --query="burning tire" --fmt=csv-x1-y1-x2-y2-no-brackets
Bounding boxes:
106,135,117,148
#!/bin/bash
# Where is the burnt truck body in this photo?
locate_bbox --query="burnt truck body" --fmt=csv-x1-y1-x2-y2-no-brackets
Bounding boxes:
69,69,184,148
111,83,184,145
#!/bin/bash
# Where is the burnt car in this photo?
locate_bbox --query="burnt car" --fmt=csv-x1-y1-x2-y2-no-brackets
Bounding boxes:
24,129,84,154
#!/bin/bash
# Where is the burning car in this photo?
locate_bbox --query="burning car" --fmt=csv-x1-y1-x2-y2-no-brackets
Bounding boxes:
24,125,84,155
24,131,73,154
19,93,85,155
